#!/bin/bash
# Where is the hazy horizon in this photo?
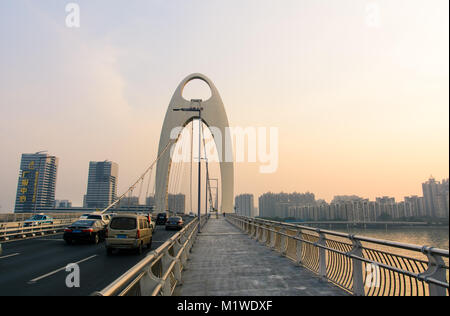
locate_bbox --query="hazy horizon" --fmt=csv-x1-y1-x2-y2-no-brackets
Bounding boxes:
1,0,449,212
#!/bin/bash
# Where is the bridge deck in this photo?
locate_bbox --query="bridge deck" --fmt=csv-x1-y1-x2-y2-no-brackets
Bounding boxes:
176,217,347,296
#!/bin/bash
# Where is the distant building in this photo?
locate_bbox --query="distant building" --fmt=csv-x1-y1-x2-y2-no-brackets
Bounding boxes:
84,161,118,209
146,196,155,208
117,196,140,208
259,192,315,218
55,200,72,208
168,194,185,213
422,177,449,219
332,195,365,204
15,152,59,213
376,196,396,204
235,194,255,217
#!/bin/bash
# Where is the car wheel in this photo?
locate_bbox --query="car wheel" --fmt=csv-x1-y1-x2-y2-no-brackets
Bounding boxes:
136,242,143,255
147,237,152,249
106,248,113,256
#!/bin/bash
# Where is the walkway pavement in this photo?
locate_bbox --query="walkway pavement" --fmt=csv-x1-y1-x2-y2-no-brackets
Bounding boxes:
176,217,347,296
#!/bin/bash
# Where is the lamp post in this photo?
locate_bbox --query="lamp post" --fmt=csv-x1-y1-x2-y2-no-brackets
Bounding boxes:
209,178,219,210
173,100,204,233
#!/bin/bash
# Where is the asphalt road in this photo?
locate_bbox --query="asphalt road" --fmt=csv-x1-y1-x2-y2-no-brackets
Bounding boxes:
0,221,191,296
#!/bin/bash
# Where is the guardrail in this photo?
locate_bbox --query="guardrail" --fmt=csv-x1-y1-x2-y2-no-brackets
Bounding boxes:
0,212,84,223
94,215,208,296
226,214,449,296
0,218,79,241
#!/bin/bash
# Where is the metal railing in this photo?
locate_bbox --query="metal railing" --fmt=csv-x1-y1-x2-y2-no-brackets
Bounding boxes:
94,215,208,296
227,214,449,296
0,212,84,223
0,218,79,241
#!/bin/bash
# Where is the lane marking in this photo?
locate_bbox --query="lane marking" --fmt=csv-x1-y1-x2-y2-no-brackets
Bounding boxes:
35,239,64,241
28,254,98,284
0,253,20,260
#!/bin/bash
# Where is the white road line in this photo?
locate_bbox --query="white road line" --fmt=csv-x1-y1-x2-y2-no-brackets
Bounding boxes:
0,253,20,260
28,254,98,284
36,239,64,241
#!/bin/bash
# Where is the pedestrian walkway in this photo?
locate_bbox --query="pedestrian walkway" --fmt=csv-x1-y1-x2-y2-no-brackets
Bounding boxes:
175,217,348,296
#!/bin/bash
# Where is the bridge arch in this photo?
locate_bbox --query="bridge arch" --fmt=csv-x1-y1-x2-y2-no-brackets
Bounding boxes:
154,73,234,213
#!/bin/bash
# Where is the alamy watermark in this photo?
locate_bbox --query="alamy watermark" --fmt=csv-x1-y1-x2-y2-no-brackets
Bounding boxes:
65,263,80,288
365,2,381,28
365,263,381,288
170,126,279,174
65,3,80,28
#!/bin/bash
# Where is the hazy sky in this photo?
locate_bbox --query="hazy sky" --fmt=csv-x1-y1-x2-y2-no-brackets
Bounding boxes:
0,0,448,212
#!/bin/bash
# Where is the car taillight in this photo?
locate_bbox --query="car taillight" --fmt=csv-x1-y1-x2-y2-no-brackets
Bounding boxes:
82,228,93,233
136,229,140,238
64,228,72,232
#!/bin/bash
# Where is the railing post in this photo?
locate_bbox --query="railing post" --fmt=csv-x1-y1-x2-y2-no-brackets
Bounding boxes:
317,231,327,279
279,228,288,256
269,227,277,250
295,230,303,266
348,235,365,296
420,246,447,296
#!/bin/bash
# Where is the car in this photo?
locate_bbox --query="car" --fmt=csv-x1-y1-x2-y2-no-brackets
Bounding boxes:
105,214,153,255
64,219,107,244
135,212,155,232
23,214,54,227
86,213,111,226
165,216,184,230
79,213,91,220
188,212,196,218
156,213,168,225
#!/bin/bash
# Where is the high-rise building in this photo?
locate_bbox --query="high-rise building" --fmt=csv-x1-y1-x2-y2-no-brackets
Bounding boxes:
422,177,449,219
55,200,72,208
235,194,255,217
259,192,315,218
84,161,118,209
168,194,185,213
15,152,59,213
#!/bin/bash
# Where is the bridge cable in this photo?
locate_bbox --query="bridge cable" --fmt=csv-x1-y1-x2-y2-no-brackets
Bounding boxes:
100,140,175,214
200,123,215,213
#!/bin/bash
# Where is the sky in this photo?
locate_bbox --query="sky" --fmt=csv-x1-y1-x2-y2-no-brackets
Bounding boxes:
0,0,448,212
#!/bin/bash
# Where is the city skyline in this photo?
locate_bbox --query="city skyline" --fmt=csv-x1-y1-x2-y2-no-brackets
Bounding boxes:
1,0,448,212
7,150,448,215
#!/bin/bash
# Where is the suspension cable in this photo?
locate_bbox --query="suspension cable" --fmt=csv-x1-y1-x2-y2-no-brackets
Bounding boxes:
100,140,175,214
201,123,215,213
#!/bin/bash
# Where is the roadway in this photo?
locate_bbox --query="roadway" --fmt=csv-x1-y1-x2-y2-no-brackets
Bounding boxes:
0,220,191,296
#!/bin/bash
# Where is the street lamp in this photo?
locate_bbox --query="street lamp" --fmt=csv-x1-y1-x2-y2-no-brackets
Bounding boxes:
173,100,204,233
209,177,219,211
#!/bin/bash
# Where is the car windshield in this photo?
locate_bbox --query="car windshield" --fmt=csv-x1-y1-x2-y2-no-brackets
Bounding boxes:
29,215,45,220
168,217,181,221
71,220,95,227
87,215,102,220
157,214,166,218
110,217,136,230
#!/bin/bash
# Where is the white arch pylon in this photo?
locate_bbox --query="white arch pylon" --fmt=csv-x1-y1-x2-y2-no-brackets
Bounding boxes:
154,73,234,213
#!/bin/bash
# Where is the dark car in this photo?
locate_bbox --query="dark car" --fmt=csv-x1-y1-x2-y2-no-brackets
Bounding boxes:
156,213,168,225
165,216,184,230
64,219,106,244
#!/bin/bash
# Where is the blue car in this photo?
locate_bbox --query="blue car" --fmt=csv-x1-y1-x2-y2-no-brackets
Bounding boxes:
23,214,54,227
